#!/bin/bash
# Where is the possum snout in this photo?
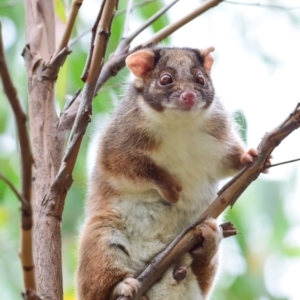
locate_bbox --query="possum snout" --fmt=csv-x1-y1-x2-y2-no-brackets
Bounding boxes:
179,91,196,109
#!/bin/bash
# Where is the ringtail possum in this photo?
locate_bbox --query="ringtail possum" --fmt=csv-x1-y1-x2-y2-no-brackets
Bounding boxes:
77,47,255,300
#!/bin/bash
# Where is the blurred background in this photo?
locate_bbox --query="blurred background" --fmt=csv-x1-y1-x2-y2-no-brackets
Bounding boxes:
0,0,300,299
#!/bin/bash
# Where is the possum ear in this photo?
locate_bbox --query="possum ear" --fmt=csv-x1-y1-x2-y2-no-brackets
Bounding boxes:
200,46,215,72
126,49,155,77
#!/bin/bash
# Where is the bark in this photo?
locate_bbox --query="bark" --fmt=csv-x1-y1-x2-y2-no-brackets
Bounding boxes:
0,22,36,299
23,0,70,298
23,0,118,298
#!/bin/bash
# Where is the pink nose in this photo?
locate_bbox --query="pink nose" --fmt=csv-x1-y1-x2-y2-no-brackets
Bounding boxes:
180,91,196,108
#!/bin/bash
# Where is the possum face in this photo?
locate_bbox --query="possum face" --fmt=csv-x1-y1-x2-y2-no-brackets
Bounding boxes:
125,47,215,112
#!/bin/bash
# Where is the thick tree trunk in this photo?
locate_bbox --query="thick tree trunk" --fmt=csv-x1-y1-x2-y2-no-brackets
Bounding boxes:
23,1,66,298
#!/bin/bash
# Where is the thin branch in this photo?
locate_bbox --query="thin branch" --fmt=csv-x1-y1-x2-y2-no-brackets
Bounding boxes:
58,88,81,132
69,28,90,47
52,0,84,60
125,103,300,300
0,23,33,207
115,0,159,16
225,0,300,10
140,0,224,47
123,0,134,38
0,21,36,298
80,0,107,82
0,173,28,206
95,0,223,93
266,158,300,169
86,1,118,83
114,0,180,56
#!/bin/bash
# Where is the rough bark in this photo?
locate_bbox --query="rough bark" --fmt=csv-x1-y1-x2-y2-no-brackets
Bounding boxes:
23,0,70,298
23,0,118,298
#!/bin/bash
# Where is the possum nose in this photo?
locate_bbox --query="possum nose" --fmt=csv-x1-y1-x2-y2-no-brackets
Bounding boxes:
180,91,196,108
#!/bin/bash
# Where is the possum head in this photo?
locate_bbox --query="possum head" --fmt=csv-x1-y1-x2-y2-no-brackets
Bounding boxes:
125,47,215,112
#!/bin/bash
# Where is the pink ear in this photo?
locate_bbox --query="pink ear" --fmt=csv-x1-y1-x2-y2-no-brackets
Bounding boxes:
125,49,155,77
201,47,215,72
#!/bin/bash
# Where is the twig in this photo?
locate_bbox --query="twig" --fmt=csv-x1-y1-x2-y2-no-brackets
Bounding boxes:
52,0,83,60
80,0,107,82
266,158,300,169
114,0,180,56
69,28,90,47
58,88,82,132
0,21,36,299
123,0,134,38
0,173,28,206
125,103,300,300
225,0,300,10
115,0,159,16
140,0,223,47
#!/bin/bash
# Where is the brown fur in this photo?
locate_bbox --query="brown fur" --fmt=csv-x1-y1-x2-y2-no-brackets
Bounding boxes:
192,255,219,298
191,219,221,298
98,113,183,203
77,211,131,300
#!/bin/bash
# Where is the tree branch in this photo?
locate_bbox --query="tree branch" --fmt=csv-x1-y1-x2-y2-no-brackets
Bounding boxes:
58,88,82,133
0,173,28,206
0,22,37,299
42,0,119,234
95,0,224,93
266,158,300,169
80,0,108,82
125,103,300,300
114,0,180,56
23,1,117,297
122,0,134,39
225,1,300,10
115,0,160,16
139,0,223,47
53,0,84,59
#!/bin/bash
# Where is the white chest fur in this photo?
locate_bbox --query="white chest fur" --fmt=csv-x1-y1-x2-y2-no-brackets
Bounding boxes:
113,104,227,268
152,119,224,206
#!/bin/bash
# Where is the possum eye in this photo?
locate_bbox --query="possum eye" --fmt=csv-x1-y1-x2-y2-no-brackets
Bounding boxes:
195,74,205,85
159,74,173,86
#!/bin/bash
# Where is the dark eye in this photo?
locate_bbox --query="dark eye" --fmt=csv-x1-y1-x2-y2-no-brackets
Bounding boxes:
159,74,173,86
196,74,205,85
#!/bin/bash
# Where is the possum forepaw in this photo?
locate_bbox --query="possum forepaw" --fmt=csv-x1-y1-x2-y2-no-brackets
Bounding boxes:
240,148,272,173
111,277,140,300
240,148,258,165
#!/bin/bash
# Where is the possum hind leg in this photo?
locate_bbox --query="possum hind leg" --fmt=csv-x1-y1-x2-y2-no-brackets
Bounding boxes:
76,211,138,300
